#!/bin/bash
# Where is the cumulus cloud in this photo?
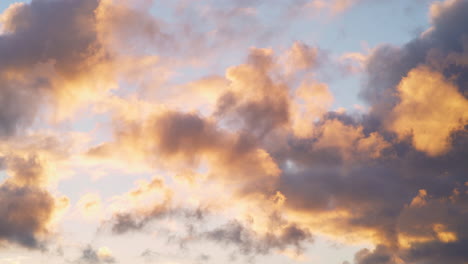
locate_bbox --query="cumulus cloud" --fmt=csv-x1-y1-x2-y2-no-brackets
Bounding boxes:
88,110,281,195
387,66,468,156
306,0,362,15
0,0,467,263
353,245,399,264
363,0,468,121
86,2,468,258
0,0,174,136
0,183,55,249
272,0,468,262
0,0,112,135
0,133,71,249
98,176,174,234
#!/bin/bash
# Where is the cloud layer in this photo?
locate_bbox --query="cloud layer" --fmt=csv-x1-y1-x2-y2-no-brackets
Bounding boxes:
0,0,466,263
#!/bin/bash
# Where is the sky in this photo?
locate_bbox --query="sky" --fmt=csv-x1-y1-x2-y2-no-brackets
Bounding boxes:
0,0,467,264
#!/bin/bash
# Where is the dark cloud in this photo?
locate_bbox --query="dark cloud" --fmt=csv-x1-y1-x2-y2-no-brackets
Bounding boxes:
90,110,280,196
362,0,468,124
0,0,108,137
111,205,171,235
354,245,396,264
0,183,55,249
75,245,116,264
0,81,42,137
105,177,173,234
109,199,212,236
273,0,468,263
152,111,224,159
203,220,311,256
0,135,69,250
140,249,159,262
0,0,101,75
277,111,468,259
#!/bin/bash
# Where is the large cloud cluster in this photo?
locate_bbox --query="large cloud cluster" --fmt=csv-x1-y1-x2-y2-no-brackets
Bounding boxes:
86,1,468,258
0,0,467,263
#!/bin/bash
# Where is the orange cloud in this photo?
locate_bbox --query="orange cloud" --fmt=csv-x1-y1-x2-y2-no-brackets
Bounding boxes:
306,0,361,15
87,107,281,197
315,119,389,160
283,42,319,75
76,193,103,220
292,81,333,138
388,66,468,156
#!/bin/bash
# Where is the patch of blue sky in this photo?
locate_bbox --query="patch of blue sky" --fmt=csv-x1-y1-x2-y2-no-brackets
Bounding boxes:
0,170,7,182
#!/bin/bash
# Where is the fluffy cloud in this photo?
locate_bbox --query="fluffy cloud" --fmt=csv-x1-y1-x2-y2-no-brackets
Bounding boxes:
88,109,281,195
0,183,55,249
0,0,114,135
387,66,468,156
86,2,468,259
0,133,71,249
0,0,467,263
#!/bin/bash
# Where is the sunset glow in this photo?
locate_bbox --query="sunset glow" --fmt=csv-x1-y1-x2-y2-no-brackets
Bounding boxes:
0,0,467,264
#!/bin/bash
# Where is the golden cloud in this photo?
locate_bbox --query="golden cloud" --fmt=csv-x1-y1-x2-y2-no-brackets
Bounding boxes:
388,66,468,156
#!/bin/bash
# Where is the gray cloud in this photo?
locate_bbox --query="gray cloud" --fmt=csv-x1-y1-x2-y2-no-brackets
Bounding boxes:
75,245,116,264
354,245,396,264
274,1,468,262
44,1,468,263
201,220,311,257
362,0,468,126
0,183,55,249
0,0,107,138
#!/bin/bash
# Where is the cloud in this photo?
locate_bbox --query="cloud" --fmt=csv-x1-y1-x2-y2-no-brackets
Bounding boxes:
0,133,72,249
387,66,468,156
0,183,56,249
1,0,467,263
88,109,281,195
291,80,334,138
0,0,173,136
267,0,468,262
86,3,468,258
0,0,115,135
362,0,468,122
95,0,172,54
202,220,311,256
75,245,116,264
353,245,399,264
